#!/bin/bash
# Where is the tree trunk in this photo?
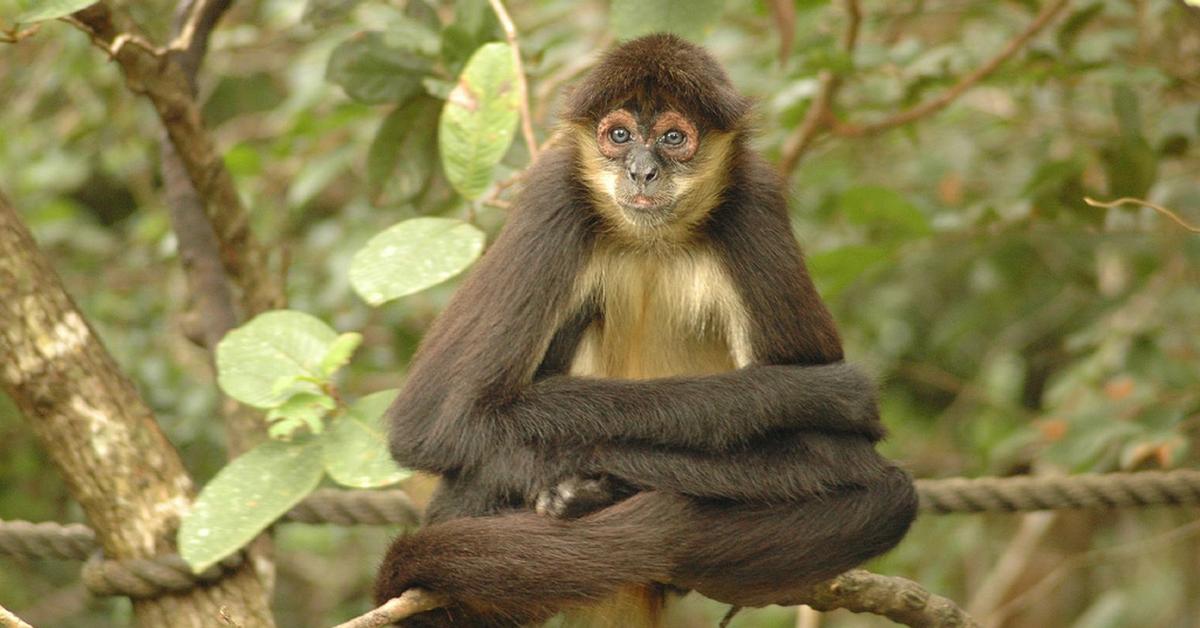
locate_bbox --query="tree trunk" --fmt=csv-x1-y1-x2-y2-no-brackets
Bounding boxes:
0,192,275,628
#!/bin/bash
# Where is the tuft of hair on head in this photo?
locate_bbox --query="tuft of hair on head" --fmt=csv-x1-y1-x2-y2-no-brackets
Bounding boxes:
563,33,750,132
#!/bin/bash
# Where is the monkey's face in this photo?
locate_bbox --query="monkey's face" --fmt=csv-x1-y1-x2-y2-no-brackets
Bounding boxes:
591,109,700,227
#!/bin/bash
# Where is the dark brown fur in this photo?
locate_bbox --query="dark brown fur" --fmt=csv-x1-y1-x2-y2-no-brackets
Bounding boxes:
375,34,917,627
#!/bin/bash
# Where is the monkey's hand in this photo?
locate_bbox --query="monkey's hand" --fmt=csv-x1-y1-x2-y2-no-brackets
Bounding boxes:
535,476,625,519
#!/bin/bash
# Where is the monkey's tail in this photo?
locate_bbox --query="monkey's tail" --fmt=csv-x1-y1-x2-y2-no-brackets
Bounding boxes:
374,491,686,625
375,466,916,625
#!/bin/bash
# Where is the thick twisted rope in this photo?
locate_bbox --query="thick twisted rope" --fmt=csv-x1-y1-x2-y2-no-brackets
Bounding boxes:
1,472,1197,599
917,470,1200,514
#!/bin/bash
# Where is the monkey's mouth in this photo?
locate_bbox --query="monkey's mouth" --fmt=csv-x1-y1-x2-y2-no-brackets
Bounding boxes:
618,193,672,213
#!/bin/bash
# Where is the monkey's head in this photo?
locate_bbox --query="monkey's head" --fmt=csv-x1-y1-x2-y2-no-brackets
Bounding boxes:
565,34,750,238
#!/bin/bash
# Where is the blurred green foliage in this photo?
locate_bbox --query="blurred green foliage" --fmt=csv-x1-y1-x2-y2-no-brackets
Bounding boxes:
1,0,1199,626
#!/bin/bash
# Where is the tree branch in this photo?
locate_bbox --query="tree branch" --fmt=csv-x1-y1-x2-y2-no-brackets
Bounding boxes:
336,572,974,628
789,570,980,628
487,0,538,160
779,0,861,178
65,2,284,317
0,191,273,627
332,590,447,628
780,0,1070,178
831,0,1069,138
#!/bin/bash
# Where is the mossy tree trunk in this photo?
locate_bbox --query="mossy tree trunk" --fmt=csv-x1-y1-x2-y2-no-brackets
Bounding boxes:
0,192,274,628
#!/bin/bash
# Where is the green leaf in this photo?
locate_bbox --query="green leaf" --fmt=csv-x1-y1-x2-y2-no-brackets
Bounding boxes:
807,244,894,298
609,0,726,41
319,332,363,377
438,42,520,199
326,31,433,104
302,0,363,27
321,390,410,488
367,97,440,204
265,392,336,438
1101,135,1157,200
1056,3,1104,53
216,311,340,408
179,439,323,573
350,217,485,305
11,0,96,22
839,186,932,238
1112,84,1142,139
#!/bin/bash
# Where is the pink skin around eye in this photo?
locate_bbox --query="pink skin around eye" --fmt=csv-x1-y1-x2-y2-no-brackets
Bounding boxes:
596,110,640,159
650,111,698,161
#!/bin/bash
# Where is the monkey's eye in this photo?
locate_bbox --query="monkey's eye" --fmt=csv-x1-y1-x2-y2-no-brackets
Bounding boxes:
662,130,686,146
608,127,632,144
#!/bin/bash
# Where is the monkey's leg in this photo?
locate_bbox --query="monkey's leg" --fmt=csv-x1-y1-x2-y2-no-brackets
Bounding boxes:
374,492,683,625
669,464,917,608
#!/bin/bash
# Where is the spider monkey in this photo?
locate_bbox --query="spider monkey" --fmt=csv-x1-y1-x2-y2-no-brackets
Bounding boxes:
374,33,917,627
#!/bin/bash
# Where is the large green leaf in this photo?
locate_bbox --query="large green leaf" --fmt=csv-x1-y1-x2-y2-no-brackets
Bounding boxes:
609,0,725,41
11,0,96,22
368,97,440,204
349,217,485,305
839,186,932,238
326,31,433,104
438,42,520,199
179,439,323,573
321,390,410,488
216,311,339,408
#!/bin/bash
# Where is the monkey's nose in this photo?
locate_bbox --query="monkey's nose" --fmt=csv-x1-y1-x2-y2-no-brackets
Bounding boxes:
627,163,659,185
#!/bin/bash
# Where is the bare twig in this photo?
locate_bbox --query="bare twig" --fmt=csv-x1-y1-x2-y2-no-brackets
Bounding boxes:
488,0,538,160
1084,196,1200,233
778,0,861,177
0,22,40,43
333,590,448,628
831,0,1070,138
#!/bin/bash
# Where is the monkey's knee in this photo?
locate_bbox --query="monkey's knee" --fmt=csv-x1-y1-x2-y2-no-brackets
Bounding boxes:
860,465,918,555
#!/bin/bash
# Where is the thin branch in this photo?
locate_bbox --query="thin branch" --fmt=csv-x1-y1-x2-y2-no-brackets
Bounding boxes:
986,518,1200,626
333,590,448,628
780,0,1070,178
967,511,1057,617
831,0,1070,138
65,3,284,316
767,0,797,65
778,0,861,177
0,22,40,43
0,602,34,628
1084,196,1200,233
488,0,538,160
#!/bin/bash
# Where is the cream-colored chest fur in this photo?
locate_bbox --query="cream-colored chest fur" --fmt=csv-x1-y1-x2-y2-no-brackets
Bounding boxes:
569,245,753,380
